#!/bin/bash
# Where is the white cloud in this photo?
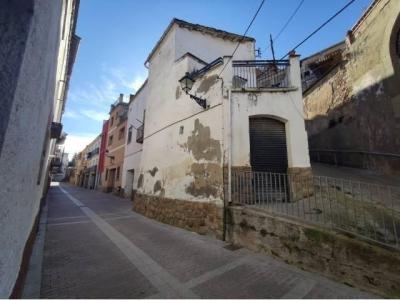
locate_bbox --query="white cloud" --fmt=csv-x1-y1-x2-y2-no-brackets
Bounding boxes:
129,74,146,91
80,109,109,122
63,110,80,119
64,133,98,159
69,66,147,112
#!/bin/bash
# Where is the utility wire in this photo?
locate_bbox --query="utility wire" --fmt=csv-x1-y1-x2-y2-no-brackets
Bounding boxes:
218,0,266,77
274,0,305,42
279,0,357,60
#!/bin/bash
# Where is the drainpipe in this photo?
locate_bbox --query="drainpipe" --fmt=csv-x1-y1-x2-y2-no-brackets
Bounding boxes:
225,88,232,242
219,67,232,242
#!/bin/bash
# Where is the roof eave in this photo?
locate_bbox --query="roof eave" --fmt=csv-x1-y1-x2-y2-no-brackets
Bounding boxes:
144,18,255,65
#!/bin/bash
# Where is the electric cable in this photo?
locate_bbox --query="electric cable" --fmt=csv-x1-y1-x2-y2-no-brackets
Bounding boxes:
279,0,357,60
218,0,266,77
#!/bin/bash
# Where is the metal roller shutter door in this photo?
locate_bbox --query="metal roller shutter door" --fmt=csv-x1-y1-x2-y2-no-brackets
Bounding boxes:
249,117,288,173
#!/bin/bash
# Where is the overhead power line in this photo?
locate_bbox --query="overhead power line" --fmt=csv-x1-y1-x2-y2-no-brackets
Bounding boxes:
274,0,305,42
280,0,357,60
218,0,266,77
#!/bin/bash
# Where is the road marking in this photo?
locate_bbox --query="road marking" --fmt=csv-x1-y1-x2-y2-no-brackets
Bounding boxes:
280,278,315,299
48,215,136,227
59,186,198,299
48,220,91,226
184,256,249,288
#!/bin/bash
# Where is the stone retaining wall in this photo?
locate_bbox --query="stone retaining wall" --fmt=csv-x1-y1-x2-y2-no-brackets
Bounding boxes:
133,193,223,238
287,167,314,201
227,205,400,298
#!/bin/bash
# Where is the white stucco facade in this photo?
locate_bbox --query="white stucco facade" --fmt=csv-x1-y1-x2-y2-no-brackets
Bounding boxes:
230,56,310,169
121,83,148,197
0,0,79,297
125,19,310,220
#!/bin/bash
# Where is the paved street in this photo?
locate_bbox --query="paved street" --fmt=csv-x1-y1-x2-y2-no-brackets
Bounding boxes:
36,183,374,298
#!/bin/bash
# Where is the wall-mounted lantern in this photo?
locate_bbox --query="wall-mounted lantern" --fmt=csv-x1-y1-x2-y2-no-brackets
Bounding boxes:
179,72,208,109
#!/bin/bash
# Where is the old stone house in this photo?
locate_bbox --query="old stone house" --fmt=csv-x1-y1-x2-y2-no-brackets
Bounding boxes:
302,0,400,174
123,19,310,238
0,0,79,297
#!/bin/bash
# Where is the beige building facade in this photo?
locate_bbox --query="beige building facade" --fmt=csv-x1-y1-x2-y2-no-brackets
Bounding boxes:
102,95,128,193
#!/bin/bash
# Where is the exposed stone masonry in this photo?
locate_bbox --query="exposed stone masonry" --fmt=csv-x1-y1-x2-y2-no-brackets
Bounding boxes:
133,193,224,238
227,206,400,298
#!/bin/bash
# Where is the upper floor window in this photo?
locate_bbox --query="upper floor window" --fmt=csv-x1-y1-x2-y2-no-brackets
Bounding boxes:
108,135,113,146
119,127,125,140
110,117,114,127
127,125,133,144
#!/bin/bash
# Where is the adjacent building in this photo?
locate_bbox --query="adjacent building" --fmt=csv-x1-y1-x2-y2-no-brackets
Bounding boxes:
121,19,310,238
302,0,400,174
102,95,129,193
84,134,101,189
0,0,80,297
97,120,109,191
121,81,147,199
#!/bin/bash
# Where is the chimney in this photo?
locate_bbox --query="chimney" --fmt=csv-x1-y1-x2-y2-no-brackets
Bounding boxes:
119,93,124,103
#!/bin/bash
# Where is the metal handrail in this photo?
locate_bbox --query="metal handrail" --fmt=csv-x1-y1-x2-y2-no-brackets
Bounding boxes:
232,60,291,89
231,170,400,249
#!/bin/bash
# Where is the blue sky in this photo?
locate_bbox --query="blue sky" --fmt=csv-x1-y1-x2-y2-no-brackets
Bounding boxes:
63,0,372,156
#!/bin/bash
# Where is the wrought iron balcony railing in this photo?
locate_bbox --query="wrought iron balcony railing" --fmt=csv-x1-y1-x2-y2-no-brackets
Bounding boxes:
232,60,290,89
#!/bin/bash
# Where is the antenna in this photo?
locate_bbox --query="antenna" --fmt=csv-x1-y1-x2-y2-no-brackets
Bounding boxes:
270,34,276,62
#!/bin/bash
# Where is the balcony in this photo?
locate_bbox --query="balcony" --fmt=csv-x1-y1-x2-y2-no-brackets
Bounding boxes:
136,124,144,144
232,60,290,89
50,122,63,139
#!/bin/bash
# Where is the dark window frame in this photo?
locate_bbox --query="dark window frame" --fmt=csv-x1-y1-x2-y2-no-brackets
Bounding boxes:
127,125,133,144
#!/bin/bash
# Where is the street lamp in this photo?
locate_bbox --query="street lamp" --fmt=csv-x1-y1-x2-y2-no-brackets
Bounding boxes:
179,72,208,109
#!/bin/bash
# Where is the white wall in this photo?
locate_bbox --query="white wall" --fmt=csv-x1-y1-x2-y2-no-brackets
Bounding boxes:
138,22,310,208
121,83,148,195
174,25,255,63
139,29,238,204
230,56,311,169
0,0,65,296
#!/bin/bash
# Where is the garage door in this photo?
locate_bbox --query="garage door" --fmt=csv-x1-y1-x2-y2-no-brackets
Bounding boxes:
249,117,288,173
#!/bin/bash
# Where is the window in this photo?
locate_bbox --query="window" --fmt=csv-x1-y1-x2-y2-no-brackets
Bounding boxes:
119,127,125,140
110,117,114,127
127,125,133,144
116,167,120,180
105,169,108,180
108,135,113,146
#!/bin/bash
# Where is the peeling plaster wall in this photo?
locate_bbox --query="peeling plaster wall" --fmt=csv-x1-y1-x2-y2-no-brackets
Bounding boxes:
139,25,255,205
304,0,400,173
121,84,148,195
139,61,225,203
0,0,63,296
231,57,311,169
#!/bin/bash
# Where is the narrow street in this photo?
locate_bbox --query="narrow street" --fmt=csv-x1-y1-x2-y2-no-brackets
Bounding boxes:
35,183,373,299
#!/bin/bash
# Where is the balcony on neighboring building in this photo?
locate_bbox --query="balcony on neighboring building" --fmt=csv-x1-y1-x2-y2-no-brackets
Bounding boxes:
50,122,63,139
136,124,144,144
232,60,291,90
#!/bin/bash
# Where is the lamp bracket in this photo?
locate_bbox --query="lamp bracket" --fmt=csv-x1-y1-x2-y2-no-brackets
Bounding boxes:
189,93,208,109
